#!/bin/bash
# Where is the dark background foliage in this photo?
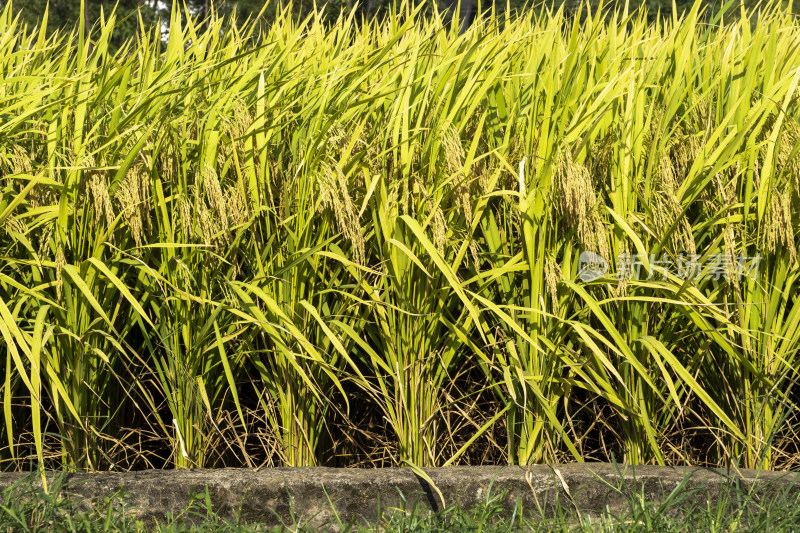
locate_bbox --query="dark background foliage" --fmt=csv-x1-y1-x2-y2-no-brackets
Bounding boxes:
4,0,794,48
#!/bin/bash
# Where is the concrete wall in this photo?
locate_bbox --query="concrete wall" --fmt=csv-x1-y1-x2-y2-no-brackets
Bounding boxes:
1,464,798,529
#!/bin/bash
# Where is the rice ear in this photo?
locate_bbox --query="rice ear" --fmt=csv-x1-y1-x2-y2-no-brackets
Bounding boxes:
554,149,609,260
318,160,366,264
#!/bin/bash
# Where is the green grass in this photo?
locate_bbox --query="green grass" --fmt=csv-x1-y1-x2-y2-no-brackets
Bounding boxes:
3,469,800,532
2,0,800,473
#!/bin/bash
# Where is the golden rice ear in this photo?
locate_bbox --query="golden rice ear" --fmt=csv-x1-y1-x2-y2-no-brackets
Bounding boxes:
115,164,151,247
441,122,465,176
762,185,797,265
455,174,473,228
440,122,473,228
663,120,701,186
589,134,613,185
652,193,697,257
3,215,26,236
158,139,177,182
777,121,800,193
432,206,447,256
202,164,229,235
412,178,448,257
611,242,631,298
716,174,740,280
55,243,66,301
553,149,608,260
197,201,215,247
544,255,560,310
318,160,366,265
647,132,699,257
89,174,115,234
223,96,254,143
226,186,249,228
178,195,192,243
7,144,33,174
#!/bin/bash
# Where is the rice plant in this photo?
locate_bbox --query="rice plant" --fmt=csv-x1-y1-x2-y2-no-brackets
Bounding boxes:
1,0,800,472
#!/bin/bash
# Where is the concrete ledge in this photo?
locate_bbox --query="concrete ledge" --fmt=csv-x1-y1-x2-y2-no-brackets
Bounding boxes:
1,465,799,529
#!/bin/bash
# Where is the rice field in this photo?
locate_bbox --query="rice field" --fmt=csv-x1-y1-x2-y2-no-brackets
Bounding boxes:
2,0,800,474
